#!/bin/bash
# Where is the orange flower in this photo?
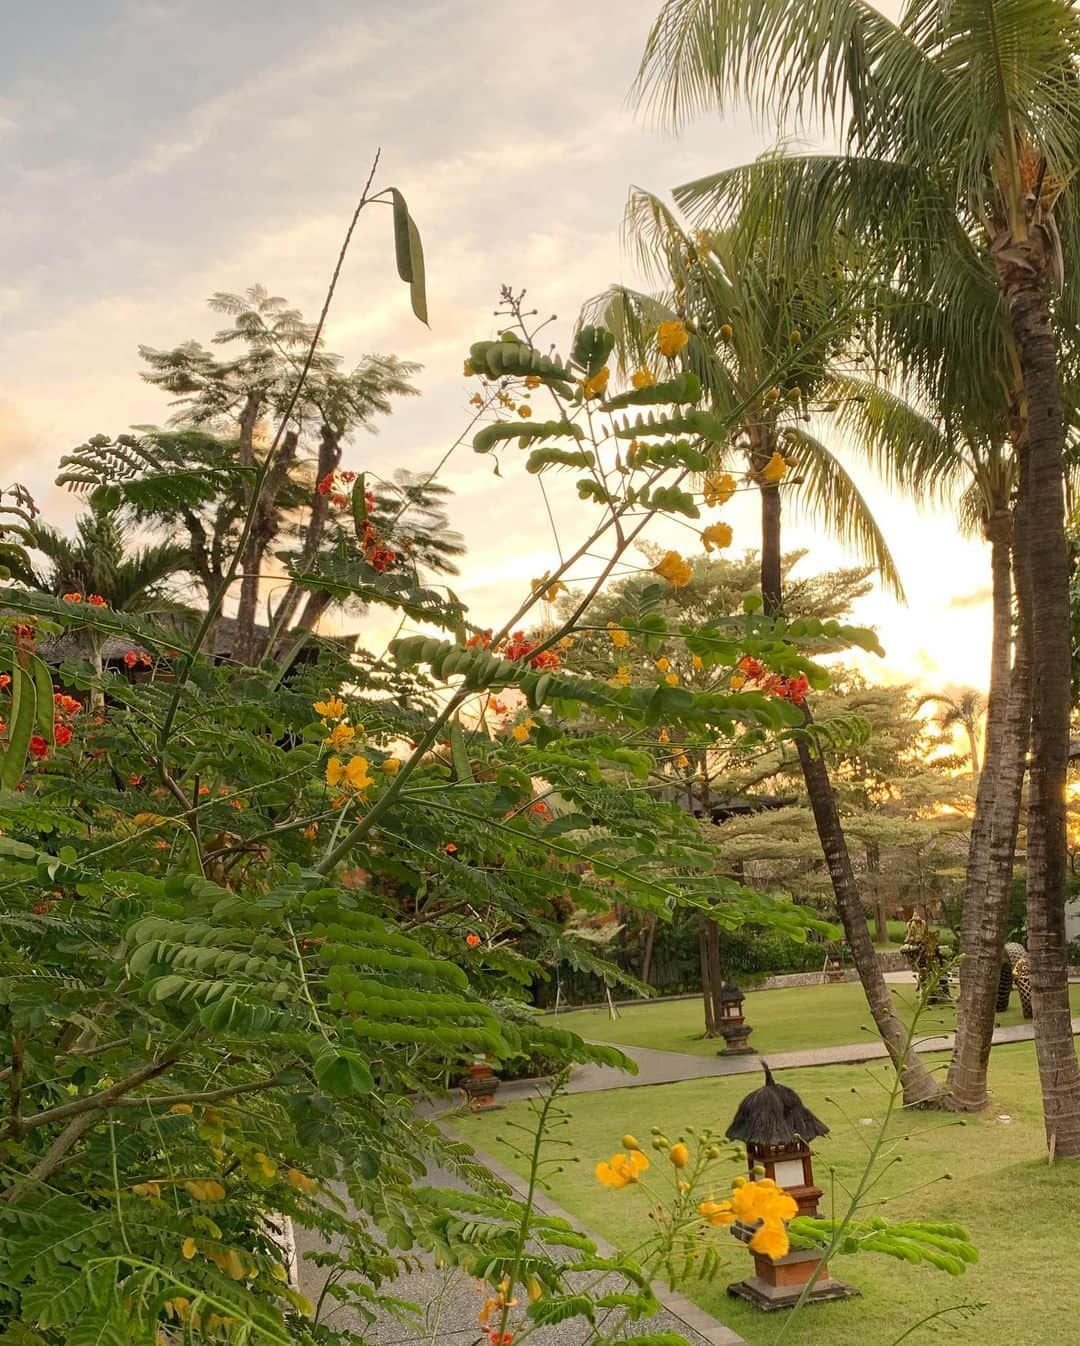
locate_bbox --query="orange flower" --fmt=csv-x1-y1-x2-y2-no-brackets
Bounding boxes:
748,1221,790,1260
654,551,693,588
582,366,611,399
701,521,733,553
595,1150,650,1188
668,1142,690,1168
466,933,482,948
761,451,789,482
656,320,689,358
631,366,656,389
699,1199,736,1227
703,472,736,507
87,593,107,607
62,592,83,603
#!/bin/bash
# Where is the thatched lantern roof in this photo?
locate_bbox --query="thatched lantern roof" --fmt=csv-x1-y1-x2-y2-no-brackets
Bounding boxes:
725,1063,829,1147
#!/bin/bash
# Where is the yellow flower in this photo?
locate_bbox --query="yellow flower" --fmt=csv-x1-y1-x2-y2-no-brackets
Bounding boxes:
512,718,536,742
655,657,670,673
701,521,734,553
676,753,690,769
325,722,356,751
532,572,569,603
631,365,656,389
665,672,679,686
607,622,630,648
595,1150,650,1188
326,755,374,792
691,654,703,670
382,757,402,775
657,320,689,358
169,1103,193,1115
558,635,575,649
658,728,671,744
302,822,319,840
703,472,737,507
524,374,541,389
132,1181,161,1198
606,665,631,687
527,1273,544,1302
286,1168,318,1194
182,1236,197,1260
730,673,747,690
518,404,533,418
732,1177,797,1225
748,1220,790,1260
183,1179,226,1202
654,551,693,587
761,451,789,483
313,697,346,721
582,366,611,399
668,1142,690,1168
699,1199,736,1227
464,359,476,377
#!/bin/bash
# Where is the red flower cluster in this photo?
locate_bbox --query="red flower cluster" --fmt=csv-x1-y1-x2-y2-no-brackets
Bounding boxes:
466,628,560,669
359,518,397,573
29,735,49,760
54,693,81,716
316,470,362,508
122,650,153,670
737,656,809,706
530,800,551,817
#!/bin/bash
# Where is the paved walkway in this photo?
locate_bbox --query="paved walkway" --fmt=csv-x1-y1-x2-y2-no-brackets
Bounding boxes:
292,1159,741,1346
495,1015,1080,1103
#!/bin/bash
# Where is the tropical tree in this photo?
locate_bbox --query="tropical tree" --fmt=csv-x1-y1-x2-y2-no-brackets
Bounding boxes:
634,0,1080,1150
918,689,987,777
135,286,425,664
586,205,946,1103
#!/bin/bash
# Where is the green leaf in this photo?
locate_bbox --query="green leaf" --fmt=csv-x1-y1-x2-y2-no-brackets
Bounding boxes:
28,653,55,743
2,666,37,790
388,187,428,325
449,721,474,782
313,1046,374,1098
473,420,584,455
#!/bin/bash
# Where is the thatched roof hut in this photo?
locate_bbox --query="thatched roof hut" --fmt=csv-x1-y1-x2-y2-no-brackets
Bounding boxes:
725,1063,829,1147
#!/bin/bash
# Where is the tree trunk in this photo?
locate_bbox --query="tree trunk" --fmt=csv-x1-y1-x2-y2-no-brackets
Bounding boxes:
947,510,1020,1108
700,924,718,1037
865,841,887,944
233,429,300,667
998,246,1080,1153
756,472,945,1107
641,915,658,987
270,424,342,653
947,514,1030,1109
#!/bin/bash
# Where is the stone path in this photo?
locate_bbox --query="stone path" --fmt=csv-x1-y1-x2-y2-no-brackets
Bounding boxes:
292,1160,741,1346
494,1014,1080,1104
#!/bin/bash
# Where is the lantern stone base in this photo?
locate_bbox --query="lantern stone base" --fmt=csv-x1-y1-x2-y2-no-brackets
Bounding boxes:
460,1070,502,1112
718,1023,755,1056
728,1248,857,1312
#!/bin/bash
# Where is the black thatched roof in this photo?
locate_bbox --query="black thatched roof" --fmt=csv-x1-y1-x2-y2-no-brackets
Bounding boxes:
725,1063,830,1146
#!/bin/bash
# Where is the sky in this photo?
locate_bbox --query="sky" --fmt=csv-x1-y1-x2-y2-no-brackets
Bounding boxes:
0,0,994,693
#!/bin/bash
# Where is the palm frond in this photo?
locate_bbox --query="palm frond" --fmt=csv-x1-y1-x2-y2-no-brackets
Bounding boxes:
780,427,905,600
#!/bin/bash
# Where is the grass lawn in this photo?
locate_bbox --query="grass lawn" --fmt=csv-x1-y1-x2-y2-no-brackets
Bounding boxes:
545,980,1080,1057
454,1042,1080,1346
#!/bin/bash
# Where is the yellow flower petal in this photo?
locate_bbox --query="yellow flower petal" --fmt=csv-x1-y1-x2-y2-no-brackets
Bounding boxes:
657,320,689,358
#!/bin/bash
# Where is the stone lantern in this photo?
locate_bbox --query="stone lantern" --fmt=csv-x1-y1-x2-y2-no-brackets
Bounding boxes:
725,1064,856,1311
460,1055,501,1111
717,981,754,1055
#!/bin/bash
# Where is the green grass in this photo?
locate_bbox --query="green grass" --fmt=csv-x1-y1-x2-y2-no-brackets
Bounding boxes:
545,981,1080,1058
454,1042,1080,1346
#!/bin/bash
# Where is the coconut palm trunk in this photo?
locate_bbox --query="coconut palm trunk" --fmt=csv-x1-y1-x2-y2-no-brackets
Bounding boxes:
946,509,1020,1107
757,463,945,1106
1000,256,1080,1152
947,509,1030,1108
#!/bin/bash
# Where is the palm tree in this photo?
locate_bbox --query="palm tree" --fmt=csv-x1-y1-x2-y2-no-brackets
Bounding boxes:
634,0,1080,1152
918,689,988,777
587,205,946,1105
4,505,191,689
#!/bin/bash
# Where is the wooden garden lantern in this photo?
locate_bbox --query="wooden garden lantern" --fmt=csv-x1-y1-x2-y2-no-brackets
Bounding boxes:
460,1055,501,1111
717,981,754,1055
724,1064,856,1311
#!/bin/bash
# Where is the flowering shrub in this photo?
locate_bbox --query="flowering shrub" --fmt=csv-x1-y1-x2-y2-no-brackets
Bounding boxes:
0,212,884,1343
